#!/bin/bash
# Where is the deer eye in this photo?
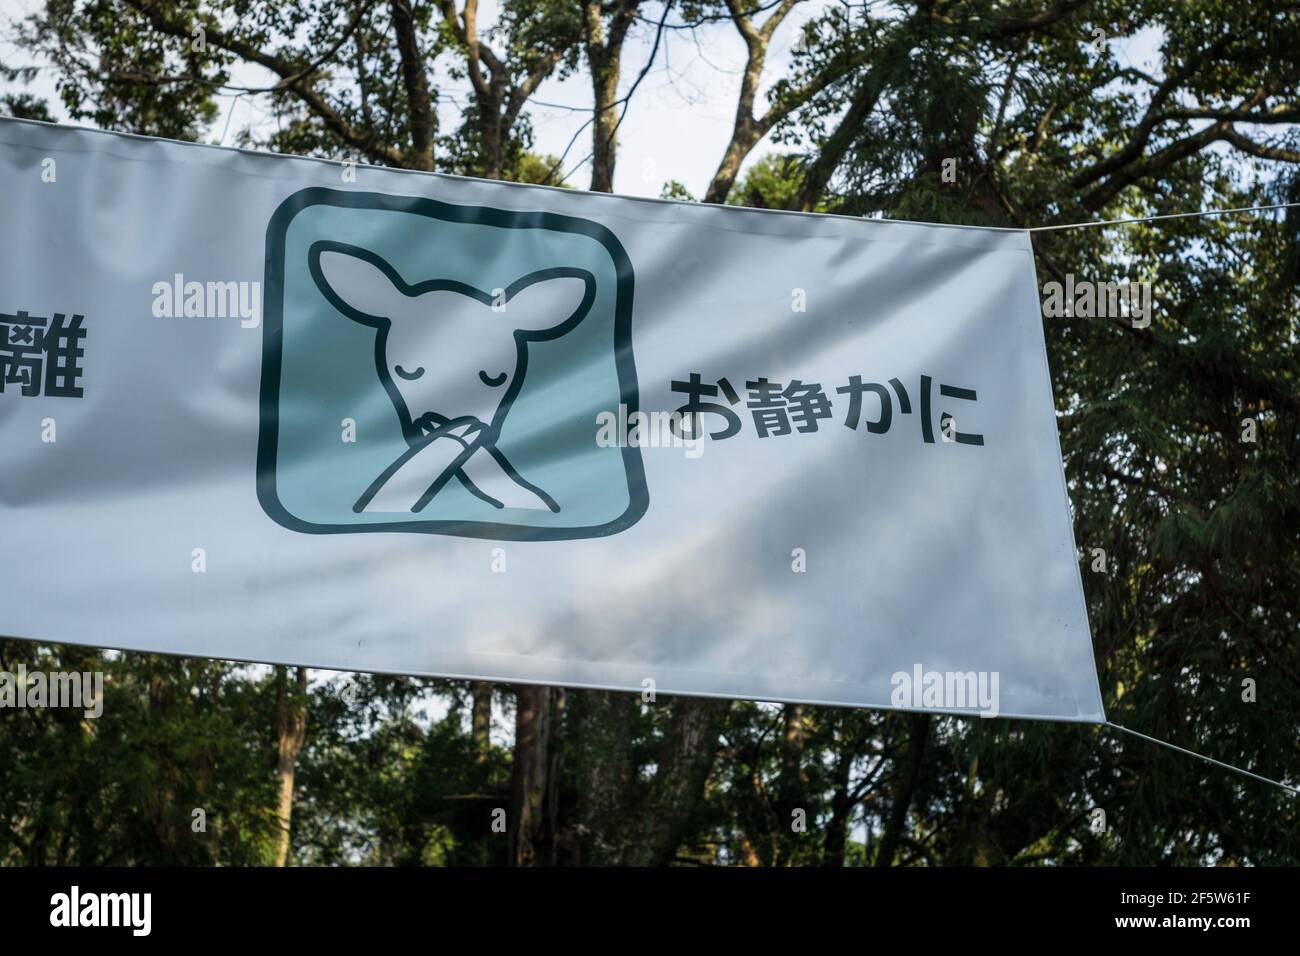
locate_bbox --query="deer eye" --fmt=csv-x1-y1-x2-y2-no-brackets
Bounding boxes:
394,365,424,380
479,370,507,387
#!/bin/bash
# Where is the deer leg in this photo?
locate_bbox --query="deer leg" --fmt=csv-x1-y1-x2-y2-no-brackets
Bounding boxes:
458,445,559,512
356,434,474,513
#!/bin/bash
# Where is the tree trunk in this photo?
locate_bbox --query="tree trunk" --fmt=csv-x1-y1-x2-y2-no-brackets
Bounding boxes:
821,722,859,867
478,86,506,180
471,681,493,761
778,703,805,798
589,55,621,192
874,714,928,867
273,666,309,867
390,0,435,171
791,67,885,212
571,690,640,863
704,123,760,204
583,0,634,193
631,697,729,866
146,657,179,858
545,688,568,863
508,684,555,866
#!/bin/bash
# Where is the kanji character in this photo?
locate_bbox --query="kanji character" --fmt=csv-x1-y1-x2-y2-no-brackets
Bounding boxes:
0,311,49,396
783,380,833,433
745,377,790,438
43,313,87,398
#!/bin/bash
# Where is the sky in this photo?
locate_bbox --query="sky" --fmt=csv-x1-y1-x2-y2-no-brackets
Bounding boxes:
0,0,834,198
0,1,1178,201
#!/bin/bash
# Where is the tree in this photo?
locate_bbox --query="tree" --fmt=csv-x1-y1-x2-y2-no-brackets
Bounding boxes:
2,0,1296,866
272,667,308,866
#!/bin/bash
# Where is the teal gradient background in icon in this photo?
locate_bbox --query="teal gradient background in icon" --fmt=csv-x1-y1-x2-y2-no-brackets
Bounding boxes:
258,188,647,540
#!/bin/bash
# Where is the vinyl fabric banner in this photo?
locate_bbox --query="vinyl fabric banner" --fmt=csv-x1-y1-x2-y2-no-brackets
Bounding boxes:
0,118,1103,722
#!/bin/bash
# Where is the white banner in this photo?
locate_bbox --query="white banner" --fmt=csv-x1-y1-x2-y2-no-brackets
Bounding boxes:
0,118,1102,722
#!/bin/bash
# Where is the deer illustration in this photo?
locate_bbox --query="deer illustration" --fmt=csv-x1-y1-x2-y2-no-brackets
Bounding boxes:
308,240,595,513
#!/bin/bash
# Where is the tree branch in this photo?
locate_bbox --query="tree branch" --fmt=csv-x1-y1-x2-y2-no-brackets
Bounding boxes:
1069,36,1234,192
127,0,405,166
390,0,435,170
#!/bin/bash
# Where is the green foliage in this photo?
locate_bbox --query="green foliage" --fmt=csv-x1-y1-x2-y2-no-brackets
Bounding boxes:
1,0,1296,866
727,154,807,210
659,178,696,201
0,93,53,121
0,642,282,865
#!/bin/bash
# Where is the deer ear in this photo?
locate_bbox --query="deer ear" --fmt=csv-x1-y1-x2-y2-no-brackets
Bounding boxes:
502,270,594,336
311,242,409,325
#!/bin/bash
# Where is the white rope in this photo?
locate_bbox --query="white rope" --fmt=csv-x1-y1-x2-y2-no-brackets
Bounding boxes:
1029,201,1300,232
1028,199,1300,795
1104,721,1297,797
1037,198,1300,797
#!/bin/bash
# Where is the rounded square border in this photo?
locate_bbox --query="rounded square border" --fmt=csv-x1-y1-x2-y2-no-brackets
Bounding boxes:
257,186,648,541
